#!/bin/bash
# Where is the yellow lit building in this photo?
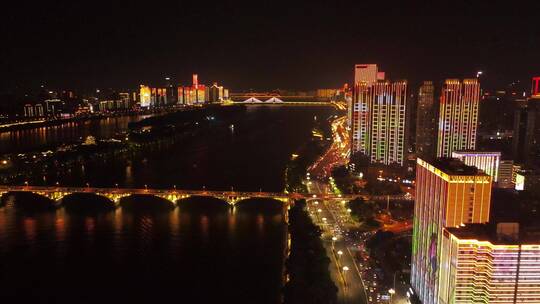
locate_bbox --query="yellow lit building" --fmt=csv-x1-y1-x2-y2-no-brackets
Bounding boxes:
439,223,540,304
139,85,151,108
412,158,492,304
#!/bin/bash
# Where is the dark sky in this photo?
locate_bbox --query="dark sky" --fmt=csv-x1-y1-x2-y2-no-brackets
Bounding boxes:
1,1,539,92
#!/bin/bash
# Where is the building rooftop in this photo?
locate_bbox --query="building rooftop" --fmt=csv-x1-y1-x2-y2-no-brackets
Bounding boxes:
452,150,501,156
427,158,485,176
446,222,540,245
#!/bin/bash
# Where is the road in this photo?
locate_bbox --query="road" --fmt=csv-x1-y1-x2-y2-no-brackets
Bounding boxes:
304,115,413,304
308,116,349,179
306,180,369,304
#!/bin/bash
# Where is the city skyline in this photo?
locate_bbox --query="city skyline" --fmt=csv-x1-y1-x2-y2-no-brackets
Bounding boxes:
4,3,540,304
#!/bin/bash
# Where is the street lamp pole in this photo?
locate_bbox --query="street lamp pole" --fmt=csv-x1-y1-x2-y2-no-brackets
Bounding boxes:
342,266,349,287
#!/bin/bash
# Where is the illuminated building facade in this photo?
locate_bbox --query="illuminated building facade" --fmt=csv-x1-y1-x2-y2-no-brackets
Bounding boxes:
437,79,481,158
177,74,207,105
349,64,381,129
24,104,35,117
411,158,492,304
150,87,168,107
139,85,151,108
497,159,514,188
533,76,540,97
351,79,407,165
354,64,379,85
452,151,501,182
416,81,437,158
439,223,540,304
209,83,224,103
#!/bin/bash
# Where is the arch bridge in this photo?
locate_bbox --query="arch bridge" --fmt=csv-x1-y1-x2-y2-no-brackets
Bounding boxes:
0,185,292,208
0,185,412,208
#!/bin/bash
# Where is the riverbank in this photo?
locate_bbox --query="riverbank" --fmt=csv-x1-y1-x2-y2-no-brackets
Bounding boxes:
283,199,338,304
0,108,176,132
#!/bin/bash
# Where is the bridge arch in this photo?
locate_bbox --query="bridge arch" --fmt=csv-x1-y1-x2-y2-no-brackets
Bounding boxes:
62,193,118,211
120,194,177,211
4,191,59,211
177,195,231,209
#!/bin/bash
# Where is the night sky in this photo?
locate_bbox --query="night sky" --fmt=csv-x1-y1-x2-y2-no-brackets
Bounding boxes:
1,1,539,92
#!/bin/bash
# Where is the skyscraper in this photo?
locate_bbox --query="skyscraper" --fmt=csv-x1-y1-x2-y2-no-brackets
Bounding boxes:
512,77,540,166
436,79,481,158
353,64,378,84
139,85,151,108
349,64,382,129
351,79,407,165
411,158,492,304
416,81,437,158
439,223,540,304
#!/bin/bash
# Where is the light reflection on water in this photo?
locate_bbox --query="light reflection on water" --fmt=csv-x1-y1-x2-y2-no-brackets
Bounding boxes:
0,198,287,303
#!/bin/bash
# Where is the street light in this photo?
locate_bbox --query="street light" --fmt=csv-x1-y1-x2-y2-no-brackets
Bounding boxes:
342,265,350,286
337,250,343,261
332,236,337,250
389,288,396,303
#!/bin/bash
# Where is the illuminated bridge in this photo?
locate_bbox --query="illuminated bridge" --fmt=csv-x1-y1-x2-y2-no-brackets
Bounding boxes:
0,185,412,208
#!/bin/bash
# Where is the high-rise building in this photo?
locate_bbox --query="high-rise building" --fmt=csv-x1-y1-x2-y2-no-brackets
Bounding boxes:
532,76,540,97
35,103,44,117
452,151,501,182
354,64,379,85
439,223,540,304
150,88,168,107
411,158,492,304
416,81,437,158
351,79,407,165
24,104,35,117
436,79,481,158
512,78,540,166
44,99,64,117
139,85,151,108
349,64,382,129
209,83,224,103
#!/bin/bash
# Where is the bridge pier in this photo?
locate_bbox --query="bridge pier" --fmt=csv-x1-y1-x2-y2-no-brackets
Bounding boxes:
95,192,131,207
154,193,191,207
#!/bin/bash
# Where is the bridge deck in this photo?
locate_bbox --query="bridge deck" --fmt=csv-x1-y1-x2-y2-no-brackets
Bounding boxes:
0,185,412,201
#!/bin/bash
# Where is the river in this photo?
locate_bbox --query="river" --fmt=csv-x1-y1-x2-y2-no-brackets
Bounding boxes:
0,105,336,303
